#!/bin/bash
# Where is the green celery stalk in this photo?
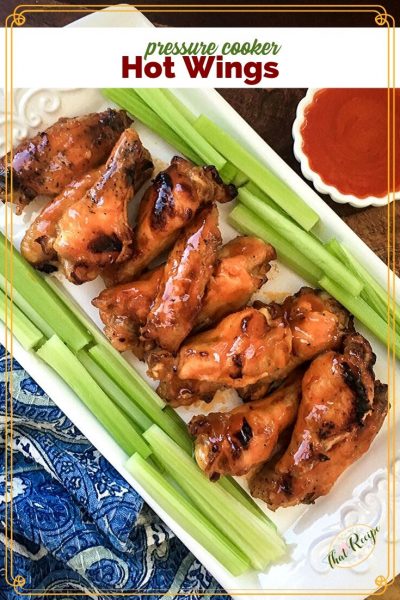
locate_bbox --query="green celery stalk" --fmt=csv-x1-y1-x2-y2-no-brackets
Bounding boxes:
88,345,193,454
219,161,238,184
160,89,197,124
0,235,92,352
134,89,226,170
102,88,202,164
325,239,400,329
232,170,249,188
126,452,250,576
88,343,164,409
45,278,193,452
239,189,363,296
143,425,286,570
37,335,152,457
218,476,274,528
0,288,44,350
229,203,322,285
194,114,319,231
77,349,152,432
245,181,291,217
319,276,400,359
0,273,53,339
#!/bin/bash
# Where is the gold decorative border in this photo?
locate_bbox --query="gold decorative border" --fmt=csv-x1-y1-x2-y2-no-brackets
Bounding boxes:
2,3,397,597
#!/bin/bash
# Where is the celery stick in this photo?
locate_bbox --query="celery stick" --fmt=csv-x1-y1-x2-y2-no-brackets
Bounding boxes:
325,239,400,329
77,349,152,432
232,170,249,188
143,426,286,569
46,277,165,411
0,235,92,352
229,203,322,285
245,181,291,217
45,278,193,451
88,345,193,454
160,89,197,124
218,476,274,528
319,276,400,358
135,89,226,170
0,288,44,350
126,453,250,576
88,344,164,409
239,189,363,295
163,405,190,436
102,88,202,164
0,273,54,339
219,161,238,184
37,336,152,457
194,114,319,231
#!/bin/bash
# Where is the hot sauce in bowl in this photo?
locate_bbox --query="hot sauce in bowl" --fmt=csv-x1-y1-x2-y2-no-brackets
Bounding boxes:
295,88,400,203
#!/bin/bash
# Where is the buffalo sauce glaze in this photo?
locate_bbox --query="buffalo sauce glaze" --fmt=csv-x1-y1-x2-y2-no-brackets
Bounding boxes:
301,88,400,198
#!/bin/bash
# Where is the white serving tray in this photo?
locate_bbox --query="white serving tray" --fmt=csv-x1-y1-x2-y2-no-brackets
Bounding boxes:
1,7,399,599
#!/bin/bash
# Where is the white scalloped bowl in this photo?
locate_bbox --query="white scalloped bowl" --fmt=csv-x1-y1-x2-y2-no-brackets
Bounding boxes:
292,88,400,208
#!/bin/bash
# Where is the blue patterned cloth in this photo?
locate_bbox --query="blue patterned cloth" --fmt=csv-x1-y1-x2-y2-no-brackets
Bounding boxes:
0,345,225,599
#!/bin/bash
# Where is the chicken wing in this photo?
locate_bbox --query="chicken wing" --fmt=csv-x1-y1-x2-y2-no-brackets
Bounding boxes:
250,334,387,509
141,206,222,353
189,369,303,479
104,156,236,286
93,235,275,357
21,168,102,269
196,236,276,330
93,265,163,357
53,128,153,284
0,109,132,213
150,288,351,406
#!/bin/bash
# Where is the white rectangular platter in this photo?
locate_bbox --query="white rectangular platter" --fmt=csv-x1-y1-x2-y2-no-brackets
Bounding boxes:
1,7,399,599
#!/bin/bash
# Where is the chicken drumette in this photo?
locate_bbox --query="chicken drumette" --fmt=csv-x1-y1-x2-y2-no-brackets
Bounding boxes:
21,168,102,269
53,128,153,284
141,205,222,353
250,334,388,509
104,156,236,286
93,235,275,357
149,287,351,406
189,369,304,479
1,109,132,213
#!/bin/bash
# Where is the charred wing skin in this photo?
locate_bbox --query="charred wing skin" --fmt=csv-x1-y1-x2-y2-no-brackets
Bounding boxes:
53,128,153,284
104,156,236,286
189,370,303,479
21,168,102,269
250,334,384,509
0,109,132,213
142,205,222,353
92,265,163,356
196,236,276,330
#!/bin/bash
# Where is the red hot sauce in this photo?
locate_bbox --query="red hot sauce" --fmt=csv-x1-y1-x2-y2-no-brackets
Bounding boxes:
301,88,400,199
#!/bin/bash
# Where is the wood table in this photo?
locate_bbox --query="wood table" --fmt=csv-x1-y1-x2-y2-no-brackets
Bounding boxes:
1,1,398,597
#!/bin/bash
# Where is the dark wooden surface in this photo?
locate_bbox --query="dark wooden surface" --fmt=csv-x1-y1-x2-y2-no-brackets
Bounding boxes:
1,3,399,597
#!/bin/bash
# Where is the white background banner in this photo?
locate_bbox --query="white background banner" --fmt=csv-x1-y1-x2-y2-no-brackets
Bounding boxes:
0,27,396,88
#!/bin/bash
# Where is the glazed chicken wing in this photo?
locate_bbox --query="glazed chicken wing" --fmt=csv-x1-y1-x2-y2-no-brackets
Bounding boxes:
21,167,102,269
196,236,276,330
189,369,303,479
53,128,153,284
104,156,236,286
250,334,388,509
92,265,164,357
141,206,222,353
93,235,275,358
150,288,351,406
0,109,132,213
